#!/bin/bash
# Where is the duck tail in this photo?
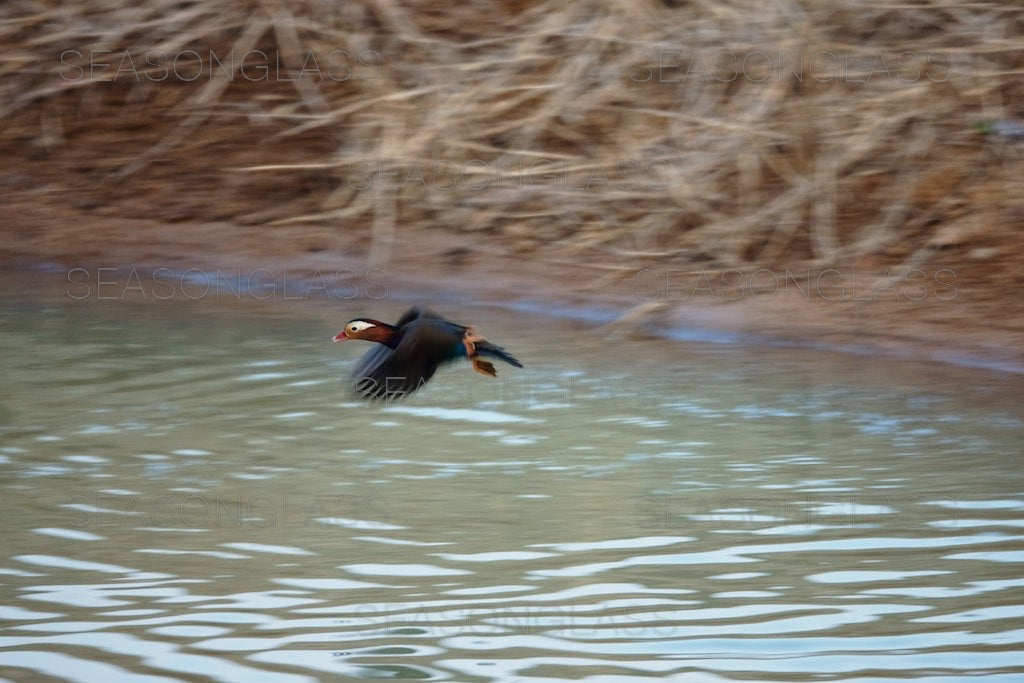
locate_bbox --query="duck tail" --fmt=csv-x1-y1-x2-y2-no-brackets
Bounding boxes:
475,342,524,368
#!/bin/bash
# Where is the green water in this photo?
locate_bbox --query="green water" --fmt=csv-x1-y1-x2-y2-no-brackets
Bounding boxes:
1,277,1022,682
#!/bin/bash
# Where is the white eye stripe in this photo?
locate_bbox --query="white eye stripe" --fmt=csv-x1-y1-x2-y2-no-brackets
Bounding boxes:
348,321,374,332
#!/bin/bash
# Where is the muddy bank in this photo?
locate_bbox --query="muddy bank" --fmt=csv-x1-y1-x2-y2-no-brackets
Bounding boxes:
4,2,1024,374
5,201,1023,374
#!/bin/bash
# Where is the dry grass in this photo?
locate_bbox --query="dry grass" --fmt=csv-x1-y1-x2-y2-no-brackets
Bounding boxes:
1,0,1022,274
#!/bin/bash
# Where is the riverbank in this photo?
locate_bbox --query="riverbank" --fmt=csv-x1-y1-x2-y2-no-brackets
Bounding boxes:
4,2,1023,373
4,200,1023,374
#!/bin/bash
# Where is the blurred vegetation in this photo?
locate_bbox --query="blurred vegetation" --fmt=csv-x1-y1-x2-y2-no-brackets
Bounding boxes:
1,0,1022,274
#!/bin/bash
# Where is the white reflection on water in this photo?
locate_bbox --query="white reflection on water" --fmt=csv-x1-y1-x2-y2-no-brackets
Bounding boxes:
382,406,542,423
529,533,1024,578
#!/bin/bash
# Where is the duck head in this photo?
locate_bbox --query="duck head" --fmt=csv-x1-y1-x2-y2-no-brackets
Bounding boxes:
332,319,396,345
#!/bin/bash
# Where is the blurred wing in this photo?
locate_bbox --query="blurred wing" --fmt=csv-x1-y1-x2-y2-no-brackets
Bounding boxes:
348,317,464,400
393,306,427,328
395,306,464,332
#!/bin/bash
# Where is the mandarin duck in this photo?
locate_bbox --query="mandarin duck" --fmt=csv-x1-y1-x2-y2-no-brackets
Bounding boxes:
332,307,523,400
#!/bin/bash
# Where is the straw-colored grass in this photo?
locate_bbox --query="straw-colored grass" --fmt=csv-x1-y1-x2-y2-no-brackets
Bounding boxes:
2,0,1022,273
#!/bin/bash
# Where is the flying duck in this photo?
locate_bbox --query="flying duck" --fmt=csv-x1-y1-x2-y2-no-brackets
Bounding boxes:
333,307,523,400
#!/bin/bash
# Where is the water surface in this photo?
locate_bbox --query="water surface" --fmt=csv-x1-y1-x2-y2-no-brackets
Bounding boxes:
1,278,1022,681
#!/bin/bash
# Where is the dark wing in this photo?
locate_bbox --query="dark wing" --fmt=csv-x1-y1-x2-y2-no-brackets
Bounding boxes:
395,306,469,332
392,306,429,328
348,314,465,400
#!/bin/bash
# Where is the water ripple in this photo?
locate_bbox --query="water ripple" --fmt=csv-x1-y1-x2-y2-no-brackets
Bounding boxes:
2,294,1022,681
